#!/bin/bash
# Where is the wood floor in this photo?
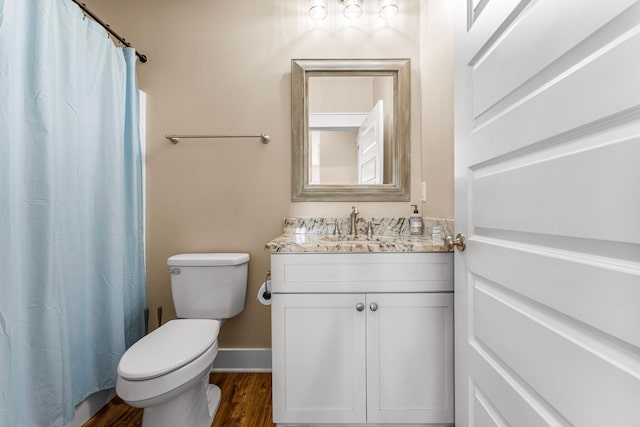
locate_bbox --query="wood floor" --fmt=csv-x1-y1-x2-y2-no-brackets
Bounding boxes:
83,372,276,427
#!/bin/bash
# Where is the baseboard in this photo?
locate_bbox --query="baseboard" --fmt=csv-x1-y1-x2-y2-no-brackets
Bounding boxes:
212,348,272,372
64,388,116,427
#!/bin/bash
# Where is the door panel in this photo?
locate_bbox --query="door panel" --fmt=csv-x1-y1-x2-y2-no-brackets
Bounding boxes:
471,126,640,243
473,277,640,425
470,239,640,348
357,100,384,184
471,384,510,427
454,0,640,425
471,0,636,115
468,2,640,160
468,357,560,427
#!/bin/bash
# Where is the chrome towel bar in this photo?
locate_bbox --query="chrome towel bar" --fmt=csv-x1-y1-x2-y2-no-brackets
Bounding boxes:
165,134,271,144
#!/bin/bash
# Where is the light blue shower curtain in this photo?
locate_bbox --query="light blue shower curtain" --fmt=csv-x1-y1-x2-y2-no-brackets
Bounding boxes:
0,0,146,426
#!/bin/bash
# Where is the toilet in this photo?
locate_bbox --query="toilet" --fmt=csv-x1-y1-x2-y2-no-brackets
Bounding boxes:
116,253,249,427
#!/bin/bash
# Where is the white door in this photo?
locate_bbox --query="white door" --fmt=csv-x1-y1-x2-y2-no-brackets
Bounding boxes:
357,100,384,184
454,1,640,426
366,293,454,424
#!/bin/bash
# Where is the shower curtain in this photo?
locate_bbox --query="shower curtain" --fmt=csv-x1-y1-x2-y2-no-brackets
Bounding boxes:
0,0,146,426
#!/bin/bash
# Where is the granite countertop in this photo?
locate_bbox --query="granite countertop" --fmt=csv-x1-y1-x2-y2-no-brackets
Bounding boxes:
265,217,453,254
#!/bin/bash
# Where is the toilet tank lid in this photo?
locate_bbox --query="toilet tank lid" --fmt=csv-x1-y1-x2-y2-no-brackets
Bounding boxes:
118,319,220,380
167,253,250,267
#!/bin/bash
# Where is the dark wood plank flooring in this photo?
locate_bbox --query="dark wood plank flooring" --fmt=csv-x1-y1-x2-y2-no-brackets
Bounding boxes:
83,372,275,427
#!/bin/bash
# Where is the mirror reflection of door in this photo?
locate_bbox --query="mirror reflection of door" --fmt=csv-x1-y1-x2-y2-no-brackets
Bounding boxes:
357,100,384,184
308,75,393,185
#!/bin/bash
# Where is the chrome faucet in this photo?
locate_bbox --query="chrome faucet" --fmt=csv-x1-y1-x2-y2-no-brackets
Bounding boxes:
333,219,341,236
349,205,359,236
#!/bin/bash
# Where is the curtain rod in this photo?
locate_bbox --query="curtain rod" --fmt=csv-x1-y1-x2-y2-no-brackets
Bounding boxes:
71,0,148,63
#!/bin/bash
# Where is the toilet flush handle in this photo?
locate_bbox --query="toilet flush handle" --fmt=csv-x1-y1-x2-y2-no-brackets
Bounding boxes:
170,268,181,274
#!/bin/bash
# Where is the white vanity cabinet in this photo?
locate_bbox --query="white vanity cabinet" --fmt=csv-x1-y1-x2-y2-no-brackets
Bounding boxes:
270,253,454,426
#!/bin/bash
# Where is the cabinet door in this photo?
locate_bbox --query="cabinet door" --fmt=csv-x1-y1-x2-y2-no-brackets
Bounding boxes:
366,293,454,424
272,293,367,424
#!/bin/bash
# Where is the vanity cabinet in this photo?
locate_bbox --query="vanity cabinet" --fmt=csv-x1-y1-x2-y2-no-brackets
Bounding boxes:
270,253,454,426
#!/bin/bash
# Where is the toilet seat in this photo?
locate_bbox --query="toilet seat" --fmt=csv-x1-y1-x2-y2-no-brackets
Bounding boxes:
118,319,221,380
116,319,221,406
117,339,219,407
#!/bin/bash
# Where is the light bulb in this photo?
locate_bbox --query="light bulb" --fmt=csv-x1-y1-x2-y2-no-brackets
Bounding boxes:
343,0,362,20
309,0,328,21
379,0,398,19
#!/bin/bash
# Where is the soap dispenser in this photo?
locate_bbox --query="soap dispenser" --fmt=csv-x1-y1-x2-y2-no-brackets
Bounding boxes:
409,204,424,235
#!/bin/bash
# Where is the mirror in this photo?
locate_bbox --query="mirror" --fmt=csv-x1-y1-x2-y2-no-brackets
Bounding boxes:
291,59,410,201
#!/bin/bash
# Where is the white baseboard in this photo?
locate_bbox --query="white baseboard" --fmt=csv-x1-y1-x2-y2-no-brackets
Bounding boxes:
212,348,272,372
64,388,116,427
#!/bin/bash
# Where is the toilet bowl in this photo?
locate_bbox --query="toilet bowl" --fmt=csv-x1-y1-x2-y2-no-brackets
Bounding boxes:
117,319,221,427
116,253,249,427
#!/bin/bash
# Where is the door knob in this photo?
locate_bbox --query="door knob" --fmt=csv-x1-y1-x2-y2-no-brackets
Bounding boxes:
369,302,378,312
356,303,365,312
445,233,466,252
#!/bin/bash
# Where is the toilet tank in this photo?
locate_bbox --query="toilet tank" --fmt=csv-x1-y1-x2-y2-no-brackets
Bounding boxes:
167,253,249,319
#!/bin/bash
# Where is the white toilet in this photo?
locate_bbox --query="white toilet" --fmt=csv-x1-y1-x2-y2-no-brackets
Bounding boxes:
116,253,249,427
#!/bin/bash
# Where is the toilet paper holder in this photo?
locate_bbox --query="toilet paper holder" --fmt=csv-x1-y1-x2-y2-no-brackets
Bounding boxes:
262,271,271,300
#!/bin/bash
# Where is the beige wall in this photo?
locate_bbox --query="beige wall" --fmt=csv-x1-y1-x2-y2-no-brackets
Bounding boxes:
309,76,375,112
88,0,453,348
314,130,358,184
420,0,454,219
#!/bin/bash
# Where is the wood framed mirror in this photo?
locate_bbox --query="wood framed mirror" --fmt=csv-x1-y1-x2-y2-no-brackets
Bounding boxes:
291,58,410,201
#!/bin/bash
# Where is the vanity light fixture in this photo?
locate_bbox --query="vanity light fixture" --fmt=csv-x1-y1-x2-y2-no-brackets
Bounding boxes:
309,0,398,21
341,0,363,20
378,0,398,19
309,0,328,20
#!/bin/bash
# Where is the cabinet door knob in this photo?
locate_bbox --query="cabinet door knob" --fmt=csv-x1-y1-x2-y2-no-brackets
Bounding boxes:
356,303,365,312
369,302,378,312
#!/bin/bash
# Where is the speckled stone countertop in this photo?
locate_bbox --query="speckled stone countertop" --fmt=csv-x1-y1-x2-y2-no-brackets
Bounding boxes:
265,217,454,253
